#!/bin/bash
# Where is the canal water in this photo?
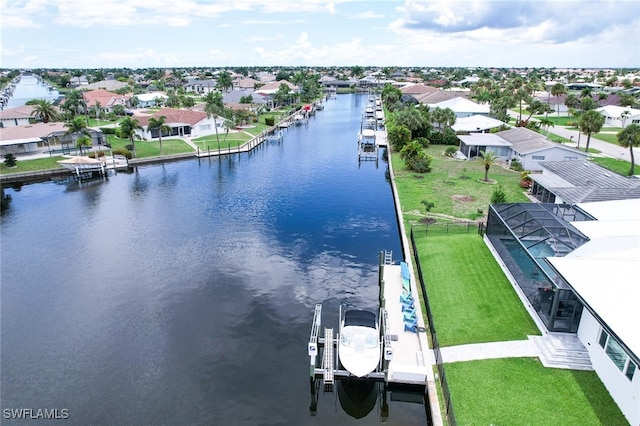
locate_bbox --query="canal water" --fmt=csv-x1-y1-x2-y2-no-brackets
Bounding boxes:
1,94,427,425
5,74,60,108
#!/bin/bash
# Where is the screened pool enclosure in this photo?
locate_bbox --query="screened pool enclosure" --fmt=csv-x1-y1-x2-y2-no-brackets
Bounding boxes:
486,203,594,333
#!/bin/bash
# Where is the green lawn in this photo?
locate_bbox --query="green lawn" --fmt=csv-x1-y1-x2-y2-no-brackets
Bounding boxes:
0,156,66,174
192,132,251,151
591,156,635,176
446,358,628,426
391,146,529,221
413,233,539,346
107,136,194,157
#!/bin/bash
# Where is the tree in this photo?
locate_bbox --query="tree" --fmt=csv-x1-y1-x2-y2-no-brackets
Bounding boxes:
579,110,605,153
3,153,17,168
64,117,92,154
550,83,567,116
117,116,142,156
216,71,233,93
75,134,92,156
491,185,508,204
30,99,60,123
62,89,83,117
204,91,225,149
480,150,498,182
395,106,426,138
617,124,640,175
147,115,171,153
620,110,631,128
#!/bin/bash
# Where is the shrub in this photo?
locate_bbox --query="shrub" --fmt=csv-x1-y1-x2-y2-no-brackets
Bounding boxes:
414,137,430,148
265,117,275,126
88,151,106,159
510,159,524,172
406,151,433,173
444,146,458,157
125,144,134,151
99,127,117,134
421,200,435,212
491,185,508,204
112,149,133,159
3,153,17,167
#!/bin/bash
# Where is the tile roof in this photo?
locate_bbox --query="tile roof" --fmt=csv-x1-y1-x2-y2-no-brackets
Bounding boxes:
532,160,640,203
0,122,67,145
135,108,208,127
0,105,37,120
399,84,439,95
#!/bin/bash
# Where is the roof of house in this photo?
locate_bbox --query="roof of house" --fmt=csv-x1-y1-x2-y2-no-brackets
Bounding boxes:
0,105,36,120
548,198,640,359
430,97,490,114
415,90,469,105
0,122,67,146
457,133,511,147
234,77,259,89
81,89,129,108
595,105,640,118
399,84,439,96
452,115,505,132
531,160,640,203
255,80,297,95
83,80,129,91
135,108,208,127
136,92,168,102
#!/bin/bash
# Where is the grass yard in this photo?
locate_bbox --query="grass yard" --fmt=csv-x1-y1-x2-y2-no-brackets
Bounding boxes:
0,156,66,174
108,136,194,158
391,146,529,221
192,132,251,150
446,358,628,426
591,156,635,176
412,233,539,346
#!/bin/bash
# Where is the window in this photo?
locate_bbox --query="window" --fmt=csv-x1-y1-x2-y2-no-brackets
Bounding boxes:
598,329,608,348
532,155,546,161
200,124,211,131
605,337,628,371
599,328,634,379
626,362,636,381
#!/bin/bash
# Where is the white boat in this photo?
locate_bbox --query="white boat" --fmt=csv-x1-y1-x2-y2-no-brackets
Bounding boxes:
293,113,304,125
338,310,380,378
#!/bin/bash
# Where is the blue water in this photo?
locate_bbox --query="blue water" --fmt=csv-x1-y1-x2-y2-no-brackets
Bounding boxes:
6,75,60,108
0,94,426,424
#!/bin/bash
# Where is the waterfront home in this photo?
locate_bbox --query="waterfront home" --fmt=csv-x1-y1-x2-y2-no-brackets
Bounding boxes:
0,122,105,156
0,105,37,127
81,89,130,114
135,108,226,140
485,198,640,426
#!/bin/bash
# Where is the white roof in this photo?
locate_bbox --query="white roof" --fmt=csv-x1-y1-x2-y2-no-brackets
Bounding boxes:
457,133,511,147
595,105,640,118
452,114,505,132
430,97,490,114
548,198,640,358
137,92,168,102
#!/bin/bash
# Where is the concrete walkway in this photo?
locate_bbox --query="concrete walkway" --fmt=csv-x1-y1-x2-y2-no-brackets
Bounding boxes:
440,337,538,363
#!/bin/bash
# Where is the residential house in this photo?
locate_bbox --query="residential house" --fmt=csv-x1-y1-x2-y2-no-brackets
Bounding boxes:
485,198,640,426
183,79,217,95
81,89,130,114
457,127,586,171
428,97,490,118
595,105,640,128
529,160,640,204
451,115,506,133
135,108,226,140
136,92,169,108
0,105,37,127
234,77,260,91
0,122,105,156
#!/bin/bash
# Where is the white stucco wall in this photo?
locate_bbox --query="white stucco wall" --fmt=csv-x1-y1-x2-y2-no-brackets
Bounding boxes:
578,309,639,426
519,147,586,171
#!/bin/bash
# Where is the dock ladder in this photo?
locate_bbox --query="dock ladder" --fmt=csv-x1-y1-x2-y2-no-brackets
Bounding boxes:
322,328,334,392
383,250,393,265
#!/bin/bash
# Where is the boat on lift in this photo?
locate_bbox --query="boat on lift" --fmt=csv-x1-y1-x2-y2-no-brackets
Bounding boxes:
338,310,380,378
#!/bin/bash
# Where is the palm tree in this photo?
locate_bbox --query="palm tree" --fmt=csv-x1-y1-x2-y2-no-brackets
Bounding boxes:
117,116,143,156
75,135,92,156
579,110,605,153
30,99,60,123
64,117,92,155
550,83,567,116
480,150,498,182
617,124,640,175
147,115,171,154
538,117,555,135
204,91,225,149
620,110,631,128
216,71,233,93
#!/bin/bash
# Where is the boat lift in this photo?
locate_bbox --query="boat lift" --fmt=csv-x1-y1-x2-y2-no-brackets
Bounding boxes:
308,304,393,391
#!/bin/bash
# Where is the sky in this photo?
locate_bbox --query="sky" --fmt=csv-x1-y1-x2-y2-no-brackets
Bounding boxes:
1,0,639,69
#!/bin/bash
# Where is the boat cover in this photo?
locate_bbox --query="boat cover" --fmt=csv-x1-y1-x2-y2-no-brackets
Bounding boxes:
344,310,376,328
